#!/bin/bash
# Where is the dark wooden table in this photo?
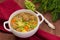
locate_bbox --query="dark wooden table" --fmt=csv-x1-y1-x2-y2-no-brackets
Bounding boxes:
0,0,60,40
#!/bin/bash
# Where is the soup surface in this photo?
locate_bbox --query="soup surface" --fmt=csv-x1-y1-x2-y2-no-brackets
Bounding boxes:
11,12,38,32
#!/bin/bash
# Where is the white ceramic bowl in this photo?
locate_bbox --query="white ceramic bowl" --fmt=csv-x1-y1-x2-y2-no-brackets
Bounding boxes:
3,9,44,38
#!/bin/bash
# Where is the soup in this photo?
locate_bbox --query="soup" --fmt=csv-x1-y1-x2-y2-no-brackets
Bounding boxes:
10,12,38,32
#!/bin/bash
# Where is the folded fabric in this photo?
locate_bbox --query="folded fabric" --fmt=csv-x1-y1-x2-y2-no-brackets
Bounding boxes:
0,0,60,40
0,0,22,32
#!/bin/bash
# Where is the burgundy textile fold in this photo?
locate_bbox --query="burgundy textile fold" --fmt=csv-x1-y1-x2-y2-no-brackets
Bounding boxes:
0,0,60,40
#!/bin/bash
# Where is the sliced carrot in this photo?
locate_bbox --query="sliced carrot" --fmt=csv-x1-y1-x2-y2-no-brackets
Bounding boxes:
11,17,16,24
24,26,29,31
33,21,37,25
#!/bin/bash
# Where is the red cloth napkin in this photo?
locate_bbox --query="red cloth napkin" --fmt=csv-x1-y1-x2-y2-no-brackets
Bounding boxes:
0,0,60,40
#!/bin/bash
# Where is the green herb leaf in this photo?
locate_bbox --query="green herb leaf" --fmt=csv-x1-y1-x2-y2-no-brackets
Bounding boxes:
25,0,36,11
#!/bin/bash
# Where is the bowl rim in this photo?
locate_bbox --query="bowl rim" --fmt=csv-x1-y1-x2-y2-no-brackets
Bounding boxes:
8,9,40,34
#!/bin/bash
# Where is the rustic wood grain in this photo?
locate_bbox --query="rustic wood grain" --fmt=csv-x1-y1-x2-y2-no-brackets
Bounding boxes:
0,0,60,40
0,32,16,40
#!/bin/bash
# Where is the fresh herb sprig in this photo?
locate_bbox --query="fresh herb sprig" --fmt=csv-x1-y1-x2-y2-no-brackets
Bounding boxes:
33,0,60,22
25,0,60,22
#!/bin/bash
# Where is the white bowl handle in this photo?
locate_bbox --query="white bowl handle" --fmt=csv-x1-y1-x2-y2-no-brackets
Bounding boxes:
36,11,44,25
3,21,11,32
36,11,55,29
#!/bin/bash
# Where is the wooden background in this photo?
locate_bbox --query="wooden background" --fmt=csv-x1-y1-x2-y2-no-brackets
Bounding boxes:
0,0,60,40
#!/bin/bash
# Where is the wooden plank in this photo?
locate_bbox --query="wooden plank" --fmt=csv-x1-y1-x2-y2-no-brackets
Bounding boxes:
0,32,15,40
54,20,60,36
40,13,56,35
